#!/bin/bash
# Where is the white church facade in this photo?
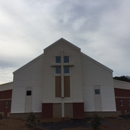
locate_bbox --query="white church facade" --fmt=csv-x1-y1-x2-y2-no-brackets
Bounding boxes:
0,38,120,118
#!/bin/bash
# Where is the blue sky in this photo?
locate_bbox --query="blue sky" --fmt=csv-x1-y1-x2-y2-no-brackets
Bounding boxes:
0,0,130,84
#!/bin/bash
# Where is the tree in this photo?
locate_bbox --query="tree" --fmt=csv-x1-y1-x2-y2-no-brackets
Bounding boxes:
113,75,130,82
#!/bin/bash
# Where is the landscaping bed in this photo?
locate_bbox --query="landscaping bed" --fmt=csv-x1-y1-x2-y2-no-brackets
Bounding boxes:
0,117,130,130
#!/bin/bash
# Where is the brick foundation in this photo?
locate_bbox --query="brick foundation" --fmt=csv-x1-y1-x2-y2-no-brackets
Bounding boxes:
73,103,84,118
42,103,53,119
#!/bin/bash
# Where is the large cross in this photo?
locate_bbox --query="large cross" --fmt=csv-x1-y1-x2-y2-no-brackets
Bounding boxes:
51,51,73,117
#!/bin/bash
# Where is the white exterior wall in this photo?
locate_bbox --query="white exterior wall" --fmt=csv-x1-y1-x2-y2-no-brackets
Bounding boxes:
32,87,43,112
11,55,44,113
101,85,116,111
83,85,95,111
43,40,83,103
11,87,26,113
82,53,116,112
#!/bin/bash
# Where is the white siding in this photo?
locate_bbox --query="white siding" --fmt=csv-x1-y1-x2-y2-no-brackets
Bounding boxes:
11,87,26,113
82,53,116,112
11,38,117,115
11,55,44,113
43,40,83,103
83,85,95,111
32,87,43,112
101,85,116,111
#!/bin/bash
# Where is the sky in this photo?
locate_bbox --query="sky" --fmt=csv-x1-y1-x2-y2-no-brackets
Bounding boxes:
0,0,130,84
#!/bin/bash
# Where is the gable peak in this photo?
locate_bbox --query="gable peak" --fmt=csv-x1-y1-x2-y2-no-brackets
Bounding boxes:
44,38,80,52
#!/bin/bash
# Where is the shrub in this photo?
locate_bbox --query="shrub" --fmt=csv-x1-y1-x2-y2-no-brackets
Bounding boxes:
91,113,101,130
126,107,130,118
0,113,3,120
25,112,36,130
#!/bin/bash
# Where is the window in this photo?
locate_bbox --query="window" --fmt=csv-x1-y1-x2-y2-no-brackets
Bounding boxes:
120,99,123,106
64,56,69,63
55,76,61,97
64,76,70,97
26,90,31,96
5,101,8,108
56,66,61,74
56,56,61,63
64,66,69,73
95,89,100,94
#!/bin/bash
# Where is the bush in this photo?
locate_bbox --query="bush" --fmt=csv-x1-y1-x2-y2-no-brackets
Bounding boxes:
25,112,36,130
0,113,3,120
126,107,130,118
91,113,101,130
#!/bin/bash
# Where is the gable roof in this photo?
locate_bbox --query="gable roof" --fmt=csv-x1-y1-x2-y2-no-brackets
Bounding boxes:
114,79,130,90
81,52,113,73
13,38,112,75
0,82,13,91
44,38,81,53
13,54,44,74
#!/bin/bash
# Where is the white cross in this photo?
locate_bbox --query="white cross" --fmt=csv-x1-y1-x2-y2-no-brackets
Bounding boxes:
51,51,74,117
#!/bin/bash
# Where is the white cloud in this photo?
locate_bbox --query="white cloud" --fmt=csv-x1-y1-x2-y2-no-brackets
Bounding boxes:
0,67,14,84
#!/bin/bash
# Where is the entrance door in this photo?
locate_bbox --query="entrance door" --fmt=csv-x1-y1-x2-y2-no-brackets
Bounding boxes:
94,86,102,111
25,87,32,112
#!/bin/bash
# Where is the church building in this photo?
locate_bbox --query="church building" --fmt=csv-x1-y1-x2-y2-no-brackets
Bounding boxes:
3,38,130,118
10,38,117,118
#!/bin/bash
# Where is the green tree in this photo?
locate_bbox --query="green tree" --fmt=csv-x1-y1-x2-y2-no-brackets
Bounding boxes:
113,75,130,82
